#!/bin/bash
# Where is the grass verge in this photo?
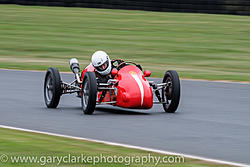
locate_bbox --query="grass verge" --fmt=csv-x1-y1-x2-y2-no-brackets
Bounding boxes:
0,127,236,167
0,5,250,81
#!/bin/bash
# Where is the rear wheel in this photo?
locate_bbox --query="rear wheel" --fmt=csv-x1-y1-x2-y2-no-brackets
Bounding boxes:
44,67,62,108
81,72,97,115
162,70,180,113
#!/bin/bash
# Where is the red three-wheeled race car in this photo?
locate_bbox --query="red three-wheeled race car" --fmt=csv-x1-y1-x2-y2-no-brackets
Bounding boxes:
44,58,181,114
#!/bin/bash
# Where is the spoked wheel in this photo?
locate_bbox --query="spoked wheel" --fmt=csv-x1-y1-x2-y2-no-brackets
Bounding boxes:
81,72,97,115
44,67,62,108
162,70,181,113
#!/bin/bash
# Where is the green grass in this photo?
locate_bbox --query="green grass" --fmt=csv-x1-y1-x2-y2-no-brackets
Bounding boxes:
0,127,235,167
0,5,250,81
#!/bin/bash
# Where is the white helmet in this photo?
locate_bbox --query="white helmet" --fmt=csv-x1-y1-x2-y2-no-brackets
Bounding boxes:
91,51,112,75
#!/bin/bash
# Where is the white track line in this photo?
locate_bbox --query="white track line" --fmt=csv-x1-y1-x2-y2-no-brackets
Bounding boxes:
1,68,250,85
0,125,249,167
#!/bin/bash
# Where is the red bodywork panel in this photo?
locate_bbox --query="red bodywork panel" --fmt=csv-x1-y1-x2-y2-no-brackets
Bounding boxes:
81,64,153,109
116,65,153,109
81,63,95,80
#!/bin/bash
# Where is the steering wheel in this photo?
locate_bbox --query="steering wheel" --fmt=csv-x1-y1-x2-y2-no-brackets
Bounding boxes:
116,61,138,70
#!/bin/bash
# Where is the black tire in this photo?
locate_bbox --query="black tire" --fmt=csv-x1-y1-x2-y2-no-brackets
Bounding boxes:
162,70,181,113
81,72,97,115
44,67,62,108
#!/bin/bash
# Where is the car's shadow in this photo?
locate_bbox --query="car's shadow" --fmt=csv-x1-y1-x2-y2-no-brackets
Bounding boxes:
42,105,173,116
94,106,151,115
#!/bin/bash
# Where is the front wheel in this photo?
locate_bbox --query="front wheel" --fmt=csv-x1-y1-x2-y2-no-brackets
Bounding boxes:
44,67,62,108
162,70,181,113
81,72,97,115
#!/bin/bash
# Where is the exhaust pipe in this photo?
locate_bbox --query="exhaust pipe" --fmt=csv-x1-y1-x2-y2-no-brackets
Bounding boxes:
69,58,80,74
69,58,82,83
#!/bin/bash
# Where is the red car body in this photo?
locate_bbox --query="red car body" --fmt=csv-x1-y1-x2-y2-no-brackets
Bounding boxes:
81,64,153,109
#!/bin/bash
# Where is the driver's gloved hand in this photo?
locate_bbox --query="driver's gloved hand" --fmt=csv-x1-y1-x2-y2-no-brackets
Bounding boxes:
97,76,109,83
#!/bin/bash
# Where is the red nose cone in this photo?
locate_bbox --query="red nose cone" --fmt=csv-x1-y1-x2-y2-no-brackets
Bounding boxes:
111,69,118,76
144,70,151,77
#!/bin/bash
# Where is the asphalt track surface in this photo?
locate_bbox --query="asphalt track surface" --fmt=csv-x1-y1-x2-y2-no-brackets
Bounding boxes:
0,69,250,165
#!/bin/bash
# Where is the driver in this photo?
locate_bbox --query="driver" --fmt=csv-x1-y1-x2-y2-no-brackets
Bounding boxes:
91,51,124,83
91,50,120,102
91,50,112,77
